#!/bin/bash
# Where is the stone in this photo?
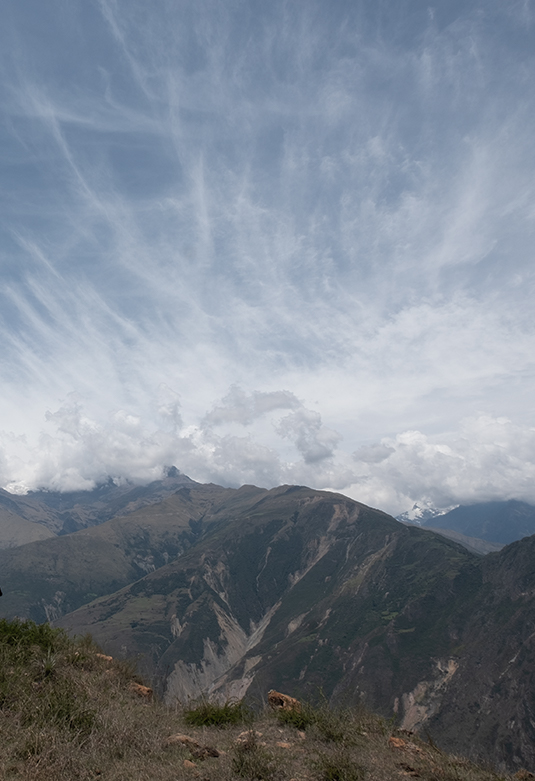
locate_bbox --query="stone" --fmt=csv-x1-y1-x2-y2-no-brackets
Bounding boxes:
267,689,301,711
129,682,153,699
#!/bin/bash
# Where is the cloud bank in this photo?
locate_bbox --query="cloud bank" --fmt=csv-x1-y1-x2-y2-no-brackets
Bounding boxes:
2,392,535,517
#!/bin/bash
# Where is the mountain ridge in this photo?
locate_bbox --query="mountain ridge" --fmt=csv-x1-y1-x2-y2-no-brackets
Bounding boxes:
0,468,195,537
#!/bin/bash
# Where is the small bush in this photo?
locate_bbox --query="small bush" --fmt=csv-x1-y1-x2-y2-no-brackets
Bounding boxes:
0,618,68,659
311,706,353,743
183,697,252,727
275,700,317,731
277,700,353,742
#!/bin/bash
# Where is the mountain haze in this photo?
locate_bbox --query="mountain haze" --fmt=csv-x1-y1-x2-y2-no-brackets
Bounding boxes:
0,506,55,549
0,481,231,622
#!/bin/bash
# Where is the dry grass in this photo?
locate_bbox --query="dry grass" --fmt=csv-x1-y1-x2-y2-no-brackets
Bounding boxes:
0,619,519,781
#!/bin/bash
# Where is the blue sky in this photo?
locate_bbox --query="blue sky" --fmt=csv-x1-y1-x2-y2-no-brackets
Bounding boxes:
1,0,534,514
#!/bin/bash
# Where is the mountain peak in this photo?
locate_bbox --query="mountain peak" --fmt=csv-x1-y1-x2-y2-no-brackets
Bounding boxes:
396,502,458,525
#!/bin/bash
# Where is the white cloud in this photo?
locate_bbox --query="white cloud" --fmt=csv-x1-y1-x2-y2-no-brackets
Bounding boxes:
2,392,535,520
348,416,535,514
276,408,341,464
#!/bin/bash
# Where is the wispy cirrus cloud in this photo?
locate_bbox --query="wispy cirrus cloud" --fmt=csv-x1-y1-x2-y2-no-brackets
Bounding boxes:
0,0,534,513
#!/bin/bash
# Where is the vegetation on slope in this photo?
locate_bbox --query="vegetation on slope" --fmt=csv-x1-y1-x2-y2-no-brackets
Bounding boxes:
0,618,519,781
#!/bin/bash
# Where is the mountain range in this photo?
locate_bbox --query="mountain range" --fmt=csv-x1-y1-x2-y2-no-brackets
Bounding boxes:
421,500,535,545
0,476,534,772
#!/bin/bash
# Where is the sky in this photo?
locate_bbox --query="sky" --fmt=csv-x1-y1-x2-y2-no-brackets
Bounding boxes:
0,0,535,515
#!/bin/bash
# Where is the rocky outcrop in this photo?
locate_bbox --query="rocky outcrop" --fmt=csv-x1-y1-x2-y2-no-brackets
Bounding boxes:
396,659,459,731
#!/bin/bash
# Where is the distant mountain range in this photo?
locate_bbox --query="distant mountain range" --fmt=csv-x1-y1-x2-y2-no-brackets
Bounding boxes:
0,476,534,771
422,500,535,544
397,498,535,550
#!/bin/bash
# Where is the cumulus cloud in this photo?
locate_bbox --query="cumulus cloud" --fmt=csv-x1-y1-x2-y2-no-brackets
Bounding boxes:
1,390,535,520
203,386,301,427
0,388,345,494
5,396,177,493
348,416,535,514
276,408,341,464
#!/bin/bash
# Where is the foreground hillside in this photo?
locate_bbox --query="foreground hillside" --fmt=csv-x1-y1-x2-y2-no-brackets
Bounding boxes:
0,618,516,781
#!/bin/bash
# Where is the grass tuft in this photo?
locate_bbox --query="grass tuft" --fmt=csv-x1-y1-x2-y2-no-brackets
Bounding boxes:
276,700,318,731
183,697,252,727
276,700,368,744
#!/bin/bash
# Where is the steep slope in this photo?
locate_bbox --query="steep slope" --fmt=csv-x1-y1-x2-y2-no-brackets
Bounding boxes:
0,483,233,622
424,500,535,544
421,526,503,555
233,530,535,770
0,507,55,549
424,534,535,770
57,489,475,717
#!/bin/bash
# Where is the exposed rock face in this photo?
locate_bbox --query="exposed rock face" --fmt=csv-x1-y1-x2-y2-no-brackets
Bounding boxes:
42,591,67,623
164,602,251,702
397,659,459,732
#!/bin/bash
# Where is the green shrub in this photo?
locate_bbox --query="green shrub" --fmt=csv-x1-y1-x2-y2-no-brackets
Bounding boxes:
276,700,353,742
0,618,96,736
0,618,68,659
311,706,353,743
183,697,252,727
275,700,317,731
